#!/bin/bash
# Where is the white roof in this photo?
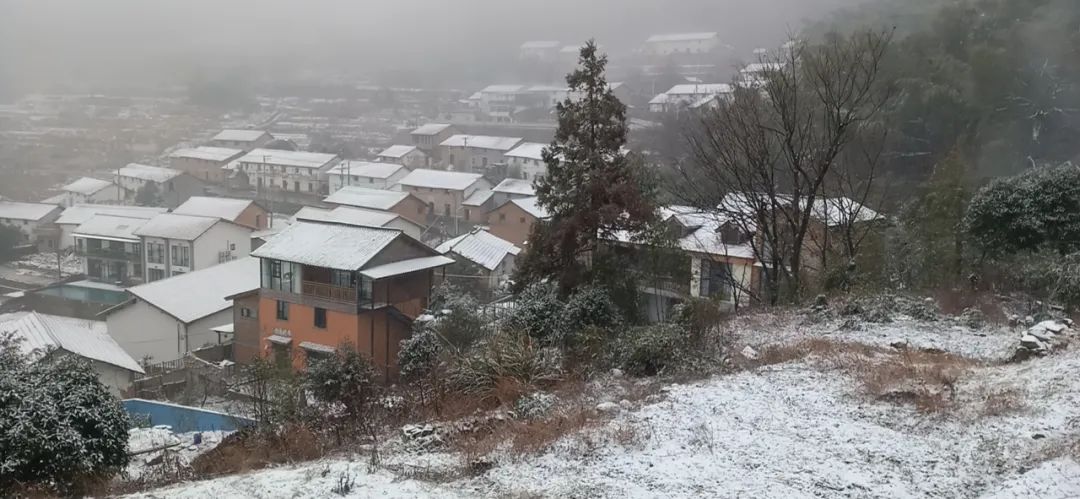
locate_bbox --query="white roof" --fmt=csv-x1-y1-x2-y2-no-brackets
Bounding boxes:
0,201,58,221
55,204,167,226
561,45,580,54
812,197,883,227
212,129,269,142
439,135,522,151
411,123,452,136
169,146,244,162
436,230,521,271
72,214,148,242
463,190,493,207
324,186,410,211
299,341,336,354
133,213,223,240
377,145,422,159
665,83,733,96
741,62,785,74
238,149,339,169
493,178,536,196
646,32,718,43
649,93,671,105
360,255,455,280
398,169,485,191
173,196,256,221
0,311,143,373
521,41,560,49
504,142,548,161
610,206,756,260
481,84,526,94
62,177,114,195
125,257,260,324
294,206,399,228
508,196,550,219
327,161,408,179
118,163,183,183
251,221,402,271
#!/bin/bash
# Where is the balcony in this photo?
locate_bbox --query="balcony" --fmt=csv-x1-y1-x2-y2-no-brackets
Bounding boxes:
301,281,358,304
76,247,141,261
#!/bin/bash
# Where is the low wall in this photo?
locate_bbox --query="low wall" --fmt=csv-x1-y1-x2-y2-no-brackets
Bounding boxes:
123,398,254,433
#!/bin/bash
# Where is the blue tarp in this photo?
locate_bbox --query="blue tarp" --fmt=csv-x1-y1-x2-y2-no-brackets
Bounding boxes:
123,398,254,433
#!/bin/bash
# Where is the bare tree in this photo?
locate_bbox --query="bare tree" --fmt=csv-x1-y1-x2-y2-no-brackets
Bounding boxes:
676,30,894,304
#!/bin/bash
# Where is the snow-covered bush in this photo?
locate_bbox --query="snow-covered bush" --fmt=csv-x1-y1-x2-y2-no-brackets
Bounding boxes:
431,283,487,350
447,331,562,396
502,282,566,346
610,324,685,376
1052,253,1080,311
0,338,130,495
305,345,377,419
398,326,443,383
513,391,557,420
562,286,623,340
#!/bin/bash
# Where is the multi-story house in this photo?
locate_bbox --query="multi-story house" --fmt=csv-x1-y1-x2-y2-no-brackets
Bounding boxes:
648,83,733,113
376,145,427,169
439,135,522,172
251,220,453,377
642,32,721,56
396,169,493,230
56,177,127,207
503,142,549,181
209,129,273,151
0,201,63,249
487,196,550,247
410,124,457,163
169,146,245,184
134,213,253,282
326,161,410,193
293,206,425,240
436,228,521,293
53,204,167,250
172,196,270,230
491,178,537,207
323,186,429,225
114,163,207,208
235,149,342,197
72,214,149,285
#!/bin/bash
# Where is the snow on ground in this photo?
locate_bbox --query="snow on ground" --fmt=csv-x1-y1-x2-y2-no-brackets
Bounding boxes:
126,427,233,481
128,317,1080,498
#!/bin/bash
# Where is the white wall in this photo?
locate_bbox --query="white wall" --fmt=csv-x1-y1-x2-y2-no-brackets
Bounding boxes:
92,361,136,396
193,222,252,271
106,300,231,364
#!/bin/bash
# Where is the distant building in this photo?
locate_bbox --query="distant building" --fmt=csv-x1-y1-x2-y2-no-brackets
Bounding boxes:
323,186,429,225
0,201,63,248
410,124,457,163
169,146,245,184
436,228,521,291
134,213,253,282
649,83,733,113
473,85,527,122
115,164,206,209
376,145,427,169
643,32,720,56
503,142,549,181
210,130,273,151
293,206,425,240
57,177,127,207
397,169,493,228
235,149,342,197
491,178,537,207
439,134,523,172
53,205,167,250
172,196,270,230
326,161,410,192
73,214,150,285
520,40,561,60
487,196,550,247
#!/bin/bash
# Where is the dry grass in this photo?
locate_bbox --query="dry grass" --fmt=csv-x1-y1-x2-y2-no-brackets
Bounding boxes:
933,287,1007,324
978,388,1026,417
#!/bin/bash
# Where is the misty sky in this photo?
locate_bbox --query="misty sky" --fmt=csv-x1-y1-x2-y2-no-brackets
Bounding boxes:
0,0,861,94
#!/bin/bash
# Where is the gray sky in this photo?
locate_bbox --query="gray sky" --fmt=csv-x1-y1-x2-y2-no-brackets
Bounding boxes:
0,0,860,95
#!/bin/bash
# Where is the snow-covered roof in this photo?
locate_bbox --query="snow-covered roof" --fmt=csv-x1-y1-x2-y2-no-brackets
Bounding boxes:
646,32,718,43
299,341,335,354
62,177,114,195
493,178,536,196
398,169,485,191
173,196,257,222
648,93,671,105
212,129,269,143
436,229,521,271
118,163,183,183
0,311,143,373
439,135,523,151
237,149,339,169
508,196,550,219
294,206,399,228
327,161,408,179
55,204,167,226
504,142,548,161
72,214,148,242
0,201,58,221
812,197,883,227
133,213,223,240
609,205,756,260
324,186,411,211
480,85,526,94
525,85,569,93
377,145,422,159
521,41,560,49
463,190,494,207
665,84,733,96
125,257,260,324
411,123,452,136
251,221,402,271
169,146,245,162
561,45,580,54
360,255,455,280
40,193,67,205
741,62,785,74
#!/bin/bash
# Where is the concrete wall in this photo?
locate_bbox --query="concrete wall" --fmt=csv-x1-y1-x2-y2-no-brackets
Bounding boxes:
92,361,136,396
488,202,538,247
231,293,260,364
192,222,252,271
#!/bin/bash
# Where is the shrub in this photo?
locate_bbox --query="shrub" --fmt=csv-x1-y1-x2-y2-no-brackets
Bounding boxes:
1052,252,1080,311
562,286,623,339
304,345,378,419
244,358,312,428
513,392,558,420
430,283,487,350
0,339,131,495
502,282,566,345
398,325,443,382
610,324,686,376
447,331,562,398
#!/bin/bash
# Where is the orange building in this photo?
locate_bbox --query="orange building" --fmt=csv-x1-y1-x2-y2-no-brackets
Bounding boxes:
250,220,453,379
487,196,550,247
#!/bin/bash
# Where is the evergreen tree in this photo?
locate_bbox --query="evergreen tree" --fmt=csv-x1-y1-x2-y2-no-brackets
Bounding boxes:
134,182,162,207
516,41,656,293
906,149,972,287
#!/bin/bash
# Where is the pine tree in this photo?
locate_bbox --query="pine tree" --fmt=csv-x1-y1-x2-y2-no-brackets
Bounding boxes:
910,149,971,287
517,41,656,293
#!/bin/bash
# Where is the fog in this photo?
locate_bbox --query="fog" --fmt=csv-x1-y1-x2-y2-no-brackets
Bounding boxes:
0,0,858,96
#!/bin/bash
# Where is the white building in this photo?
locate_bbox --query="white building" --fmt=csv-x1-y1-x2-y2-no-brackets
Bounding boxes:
649,83,734,113
436,228,521,290
737,62,786,88
73,214,151,284
57,177,127,207
326,161,410,193
376,145,427,168
643,32,721,56
397,169,493,226
53,204,167,250
410,124,457,162
115,163,206,208
235,149,342,196
168,146,245,184
210,129,273,151
439,134,523,172
473,85,527,122
134,213,253,282
503,142,549,180
520,41,561,60
0,311,144,395
0,201,62,246
104,257,259,364
293,206,425,240
491,178,537,207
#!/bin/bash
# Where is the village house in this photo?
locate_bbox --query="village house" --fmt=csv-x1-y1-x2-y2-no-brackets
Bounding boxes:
294,206,425,240
114,163,206,209
643,32,721,56
323,186,429,225
169,146,245,184
0,201,63,249
56,177,127,207
73,214,151,285
487,196,550,247
491,178,537,207
504,142,550,181
250,220,453,377
172,196,270,230
649,83,734,113
103,257,259,365
53,204,167,250
520,40,561,60
470,85,528,122
376,145,427,169
223,289,260,364
396,169,493,229
439,134,523,172
235,149,342,197
326,161,411,192
0,311,143,395
410,124,457,163
436,228,522,293
209,129,273,151
134,213,253,282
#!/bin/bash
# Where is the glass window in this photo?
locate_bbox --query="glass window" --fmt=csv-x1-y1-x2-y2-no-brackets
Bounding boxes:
276,300,289,321
314,307,327,329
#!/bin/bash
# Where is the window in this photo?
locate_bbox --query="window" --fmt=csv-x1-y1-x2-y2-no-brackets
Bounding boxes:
276,300,289,321
314,307,327,329
294,181,300,192
331,269,353,288
240,306,255,318
482,157,488,168
520,217,526,224
464,209,471,221
428,202,434,214
369,178,374,184
417,205,425,215
444,204,451,216
148,268,165,281
308,182,314,192
449,153,455,165
499,213,506,222
170,244,190,267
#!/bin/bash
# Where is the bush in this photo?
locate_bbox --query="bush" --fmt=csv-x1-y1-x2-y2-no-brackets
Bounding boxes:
502,282,566,346
447,331,562,398
0,339,131,495
398,325,443,383
562,286,623,340
430,282,487,350
610,324,686,376
305,345,378,419
1052,252,1080,311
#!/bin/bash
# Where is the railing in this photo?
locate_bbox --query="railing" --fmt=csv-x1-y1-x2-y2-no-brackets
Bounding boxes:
76,247,140,261
302,281,357,303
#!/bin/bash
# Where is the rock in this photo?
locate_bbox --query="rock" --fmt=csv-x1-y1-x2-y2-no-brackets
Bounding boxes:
469,458,494,473
619,399,632,410
1024,315,1035,326
890,341,908,351
1040,320,1068,334
814,294,828,308
610,368,624,377
958,307,987,329
740,345,760,360
596,402,621,414
1032,433,1047,440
